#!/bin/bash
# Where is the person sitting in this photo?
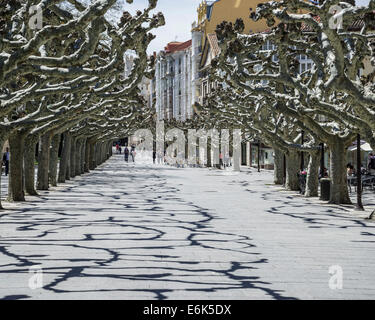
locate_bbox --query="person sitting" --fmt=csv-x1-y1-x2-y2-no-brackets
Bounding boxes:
347,163,354,176
361,165,367,175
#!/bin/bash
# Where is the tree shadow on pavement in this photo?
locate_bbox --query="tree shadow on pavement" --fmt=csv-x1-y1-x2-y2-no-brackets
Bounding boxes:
0,161,296,300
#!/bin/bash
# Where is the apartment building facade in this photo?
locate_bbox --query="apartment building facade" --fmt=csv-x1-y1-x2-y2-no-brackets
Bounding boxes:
154,40,196,121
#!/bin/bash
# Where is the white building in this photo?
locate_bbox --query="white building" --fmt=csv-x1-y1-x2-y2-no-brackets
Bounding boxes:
154,40,201,121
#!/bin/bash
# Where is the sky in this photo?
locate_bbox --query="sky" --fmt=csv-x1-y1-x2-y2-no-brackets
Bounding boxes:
125,0,202,54
357,0,371,4
124,0,372,54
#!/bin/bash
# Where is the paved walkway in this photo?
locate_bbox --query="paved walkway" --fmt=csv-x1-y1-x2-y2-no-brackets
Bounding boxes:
0,154,374,299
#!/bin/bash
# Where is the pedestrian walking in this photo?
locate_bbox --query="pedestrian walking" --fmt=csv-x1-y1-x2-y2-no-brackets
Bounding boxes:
219,152,224,169
124,146,129,162
131,149,136,163
116,143,119,154
2,147,9,176
157,151,164,164
224,152,230,168
119,146,122,154
153,150,156,164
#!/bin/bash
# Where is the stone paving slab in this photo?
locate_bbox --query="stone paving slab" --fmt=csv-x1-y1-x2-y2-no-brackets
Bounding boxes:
0,154,374,299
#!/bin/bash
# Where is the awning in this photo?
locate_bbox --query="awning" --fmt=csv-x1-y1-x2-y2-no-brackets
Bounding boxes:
348,142,373,152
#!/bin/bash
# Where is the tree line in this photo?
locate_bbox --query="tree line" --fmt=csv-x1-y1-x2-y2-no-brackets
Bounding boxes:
195,0,374,204
0,0,164,208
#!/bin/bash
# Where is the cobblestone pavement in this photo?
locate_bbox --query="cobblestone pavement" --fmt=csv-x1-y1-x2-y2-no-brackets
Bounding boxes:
0,154,374,299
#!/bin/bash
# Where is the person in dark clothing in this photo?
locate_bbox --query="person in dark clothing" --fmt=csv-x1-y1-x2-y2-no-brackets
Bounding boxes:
119,146,122,154
2,147,9,176
369,153,375,175
124,147,129,162
219,152,224,169
153,150,156,164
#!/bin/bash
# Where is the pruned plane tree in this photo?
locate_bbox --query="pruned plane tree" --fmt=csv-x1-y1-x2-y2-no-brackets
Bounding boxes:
204,0,375,204
0,0,164,207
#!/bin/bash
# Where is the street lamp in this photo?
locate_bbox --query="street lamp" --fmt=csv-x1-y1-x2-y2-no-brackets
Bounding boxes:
300,130,305,171
257,139,260,172
320,142,325,177
283,153,286,186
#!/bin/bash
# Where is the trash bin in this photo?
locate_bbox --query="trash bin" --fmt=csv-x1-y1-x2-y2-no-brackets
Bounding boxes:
320,178,331,201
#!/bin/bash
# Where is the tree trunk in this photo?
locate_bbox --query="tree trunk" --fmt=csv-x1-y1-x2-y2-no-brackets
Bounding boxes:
89,140,96,170
305,150,320,197
207,139,212,167
104,142,108,161
9,130,27,201
329,141,351,204
101,142,105,163
100,142,105,164
75,139,82,176
273,147,284,185
58,132,71,183
84,139,90,173
80,139,86,174
0,131,8,208
285,150,300,191
109,142,113,156
70,137,76,178
24,135,38,196
96,142,102,165
106,141,111,160
49,134,60,187
94,143,98,166
37,133,52,190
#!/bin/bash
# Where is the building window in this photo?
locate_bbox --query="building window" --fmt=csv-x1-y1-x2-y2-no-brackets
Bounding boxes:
262,41,273,51
202,81,209,97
